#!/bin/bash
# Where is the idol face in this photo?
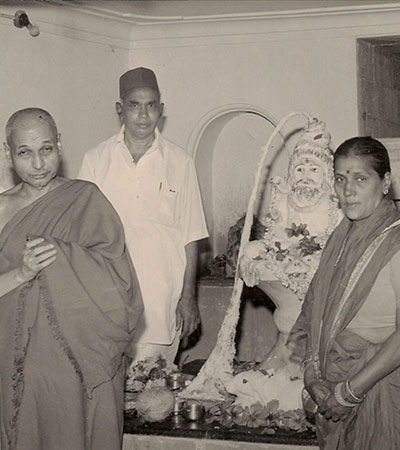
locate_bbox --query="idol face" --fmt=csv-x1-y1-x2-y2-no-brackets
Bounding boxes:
292,156,324,188
334,155,390,221
289,156,327,208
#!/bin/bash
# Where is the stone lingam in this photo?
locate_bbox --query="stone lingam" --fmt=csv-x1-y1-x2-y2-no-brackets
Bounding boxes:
180,113,342,414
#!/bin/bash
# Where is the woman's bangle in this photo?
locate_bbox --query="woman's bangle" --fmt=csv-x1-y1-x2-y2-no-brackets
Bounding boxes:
343,379,365,404
334,382,357,408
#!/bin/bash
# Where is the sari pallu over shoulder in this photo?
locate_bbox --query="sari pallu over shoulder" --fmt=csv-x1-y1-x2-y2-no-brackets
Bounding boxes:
292,199,400,378
292,199,400,449
0,180,143,447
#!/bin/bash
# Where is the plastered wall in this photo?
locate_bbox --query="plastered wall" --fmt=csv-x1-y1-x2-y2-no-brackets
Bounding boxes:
1,2,400,187
0,3,129,186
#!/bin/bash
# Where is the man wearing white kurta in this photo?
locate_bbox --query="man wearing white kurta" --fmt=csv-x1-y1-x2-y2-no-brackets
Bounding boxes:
78,67,208,364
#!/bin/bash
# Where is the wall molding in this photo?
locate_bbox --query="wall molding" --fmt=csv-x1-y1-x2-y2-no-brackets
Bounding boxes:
5,1,400,49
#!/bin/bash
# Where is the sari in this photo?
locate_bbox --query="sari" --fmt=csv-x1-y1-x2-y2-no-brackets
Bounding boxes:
293,198,400,449
0,180,143,450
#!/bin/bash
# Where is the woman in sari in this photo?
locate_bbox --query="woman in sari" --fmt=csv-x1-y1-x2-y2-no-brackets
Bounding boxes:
293,136,400,449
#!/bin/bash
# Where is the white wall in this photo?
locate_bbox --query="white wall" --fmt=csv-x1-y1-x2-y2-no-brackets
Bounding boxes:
124,4,400,256
128,8,400,153
1,2,400,201
0,3,130,185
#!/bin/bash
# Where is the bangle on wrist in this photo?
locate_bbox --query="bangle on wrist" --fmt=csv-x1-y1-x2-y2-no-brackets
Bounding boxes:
334,382,357,408
343,379,365,404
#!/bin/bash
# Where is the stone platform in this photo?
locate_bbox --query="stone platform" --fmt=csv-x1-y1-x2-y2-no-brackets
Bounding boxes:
122,412,318,449
122,358,318,450
122,434,318,450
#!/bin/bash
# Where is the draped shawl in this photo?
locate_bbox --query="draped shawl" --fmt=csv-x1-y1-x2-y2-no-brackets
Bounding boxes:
0,180,143,448
292,198,400,449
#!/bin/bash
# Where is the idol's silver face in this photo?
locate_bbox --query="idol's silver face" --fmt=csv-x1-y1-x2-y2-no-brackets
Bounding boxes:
289,156,327,208
292,156,324,189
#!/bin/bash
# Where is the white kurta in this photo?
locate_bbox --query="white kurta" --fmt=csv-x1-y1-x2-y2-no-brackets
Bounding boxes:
78,127,208,344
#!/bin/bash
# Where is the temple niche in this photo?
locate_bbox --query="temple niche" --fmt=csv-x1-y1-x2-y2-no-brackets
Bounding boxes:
183,108,330,370
181,106,294,365
181,111,342,412
192,106,280,268
191,106,324,275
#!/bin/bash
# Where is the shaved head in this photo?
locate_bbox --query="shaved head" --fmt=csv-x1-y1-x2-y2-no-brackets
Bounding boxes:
6,108,58,148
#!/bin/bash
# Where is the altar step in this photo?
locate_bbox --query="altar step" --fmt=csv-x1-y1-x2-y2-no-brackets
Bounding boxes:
123,434,318,450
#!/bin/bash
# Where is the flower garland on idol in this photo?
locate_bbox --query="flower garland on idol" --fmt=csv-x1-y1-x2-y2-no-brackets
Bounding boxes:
261,209,331,301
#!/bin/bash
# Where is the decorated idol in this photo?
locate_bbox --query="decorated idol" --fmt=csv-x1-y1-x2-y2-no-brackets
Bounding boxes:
225,119,342,410
240,119,341,301
181,116,342,416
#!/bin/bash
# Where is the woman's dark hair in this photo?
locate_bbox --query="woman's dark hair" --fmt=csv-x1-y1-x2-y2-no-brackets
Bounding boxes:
334,136,391,179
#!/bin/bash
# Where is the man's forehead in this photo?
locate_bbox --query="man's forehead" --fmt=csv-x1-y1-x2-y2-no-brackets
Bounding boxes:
12,112,55,134
15,120,53,134
123,87,160,102
10,121,57,147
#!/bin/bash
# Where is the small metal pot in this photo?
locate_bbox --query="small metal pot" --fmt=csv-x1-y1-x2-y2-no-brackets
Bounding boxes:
166,373,185,391
182,400,205,421
172,397,185,415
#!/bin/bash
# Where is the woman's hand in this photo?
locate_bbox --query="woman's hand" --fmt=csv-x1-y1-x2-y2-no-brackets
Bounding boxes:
17,237,57,282
303,360,352,421
318,387,353,422
306,379,331,409
304,364,330,409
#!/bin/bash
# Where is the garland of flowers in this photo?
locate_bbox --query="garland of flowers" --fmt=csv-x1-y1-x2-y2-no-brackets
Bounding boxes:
204,396,315,434
260,209,331,300
125,355,178,393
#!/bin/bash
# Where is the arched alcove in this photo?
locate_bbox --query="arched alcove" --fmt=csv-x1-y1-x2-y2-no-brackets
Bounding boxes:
188,105,289,267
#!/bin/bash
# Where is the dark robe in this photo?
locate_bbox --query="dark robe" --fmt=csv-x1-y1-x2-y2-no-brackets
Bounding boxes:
0,180,143,450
